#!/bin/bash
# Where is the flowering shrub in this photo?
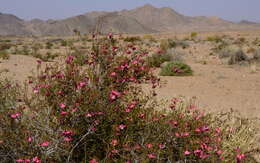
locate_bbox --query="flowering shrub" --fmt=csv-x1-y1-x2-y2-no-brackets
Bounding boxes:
0,34,259,162
160,61,193,76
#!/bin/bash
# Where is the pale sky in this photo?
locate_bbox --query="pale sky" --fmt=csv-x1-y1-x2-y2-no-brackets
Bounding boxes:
0,0,259,22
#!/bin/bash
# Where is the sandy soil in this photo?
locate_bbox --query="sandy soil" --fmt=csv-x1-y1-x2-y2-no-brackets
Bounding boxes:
156,63,260,118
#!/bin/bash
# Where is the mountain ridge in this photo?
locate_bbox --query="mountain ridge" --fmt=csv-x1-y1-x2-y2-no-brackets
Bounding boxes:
1,4,260,36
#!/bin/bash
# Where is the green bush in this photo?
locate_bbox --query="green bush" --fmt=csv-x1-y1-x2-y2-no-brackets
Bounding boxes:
191,32,198,39
0,50,10,60
31,51,58,62
206,36,223,43
61,40,68,46
123,36,141,43
46,42,53,49
160,61,193,76
146,53,172,67
142,34,157,43
212,41,229,53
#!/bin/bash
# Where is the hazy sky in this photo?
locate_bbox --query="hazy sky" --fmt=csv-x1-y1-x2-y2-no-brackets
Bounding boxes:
0,0,259,22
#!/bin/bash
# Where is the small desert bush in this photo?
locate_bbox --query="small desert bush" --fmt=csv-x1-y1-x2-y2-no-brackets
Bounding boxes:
206,35,223,43
252,38,259,46
0,43,12,50
60,40,68,46
143,34,157,43
252,48,260,61
219,46,248,65
31,52,58,62
234,37,246,45
21,45,31,55
160,61,193,76
146,53,172,67
0,50,10,60
44,52,59,61
212,41,229,53
166,48,185,62
190,32,198,39
0,35,259,163
160,39,188,51
160,39,171,51
228,50,248,65
46,42,53,49
123,36,141,43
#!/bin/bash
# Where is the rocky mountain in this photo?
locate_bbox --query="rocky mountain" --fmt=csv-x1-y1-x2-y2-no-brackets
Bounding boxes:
0,12,31,35
0,4,260,36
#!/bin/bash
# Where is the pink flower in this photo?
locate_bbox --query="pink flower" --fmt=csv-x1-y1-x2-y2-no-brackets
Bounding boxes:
159,144,165,149
36,60,42,64
126,50,131,54
85,113,94,117
110,72,117,77
111,139,118,146
147,153,156,159
134,144,141,150
77,81,86,89
16,159,24,162
194,149,202,155
139,113,145,119
40,141,50,147
33,88,39,94
71,108,78,113
59,103,66,109
152,117,160,121
175,132,180,137
201,125,209,132
182,132,190,137
146,143,153,149
184,151,191,155
89,159,99,163
65,56,74,64
61,111,68,115
32,156,41,163
64,137,72,142
118,124,127,130
111,149,119,154
215,128,221,134
217,150,223,155
237,153,245,163
62,130,73,136
108,33,113,39
109,90,122,101
27,137,32,142
10,113,21,119
131,60,138,65
24,159,30,163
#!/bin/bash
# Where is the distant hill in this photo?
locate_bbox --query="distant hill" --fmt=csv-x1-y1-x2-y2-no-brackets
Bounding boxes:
239,20,260,25
1,4,260,36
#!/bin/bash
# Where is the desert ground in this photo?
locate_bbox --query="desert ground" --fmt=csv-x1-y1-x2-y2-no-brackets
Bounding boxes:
1,29,260,162
1,30,260,118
